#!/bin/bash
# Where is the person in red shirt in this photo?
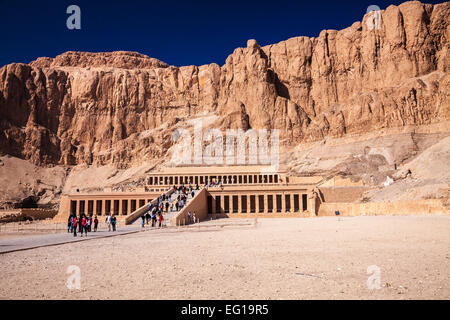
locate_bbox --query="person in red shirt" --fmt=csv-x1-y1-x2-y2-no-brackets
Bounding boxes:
158,213,164,228
72,216,78,237
81,215,88,237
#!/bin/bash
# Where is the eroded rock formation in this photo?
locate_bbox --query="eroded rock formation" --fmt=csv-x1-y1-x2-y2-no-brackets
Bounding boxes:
1,1,448,169
0,1,449,207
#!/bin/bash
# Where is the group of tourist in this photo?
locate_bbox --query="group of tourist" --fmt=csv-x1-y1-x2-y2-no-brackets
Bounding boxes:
140,210,164,228
205,180,222,188
142,191,182,228
67,213,117,236
138,183,202,229
187,211,198,224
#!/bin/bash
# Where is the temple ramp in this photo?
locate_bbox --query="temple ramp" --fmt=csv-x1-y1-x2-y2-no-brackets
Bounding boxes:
125,189,174,225
169,188,208,226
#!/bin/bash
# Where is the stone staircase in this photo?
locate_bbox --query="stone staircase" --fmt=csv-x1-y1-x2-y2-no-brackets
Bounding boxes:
127,188,200,226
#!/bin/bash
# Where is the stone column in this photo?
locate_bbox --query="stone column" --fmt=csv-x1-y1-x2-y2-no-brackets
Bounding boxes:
238,194,242,213
118,199,122,216
93,199,97,216
290,194,295,213
247,195,251,214
309,191,318,216
264,194,268,213
255,194,260,213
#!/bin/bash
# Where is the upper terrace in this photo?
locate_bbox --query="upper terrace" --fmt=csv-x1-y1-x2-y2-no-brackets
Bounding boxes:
145,165,322,189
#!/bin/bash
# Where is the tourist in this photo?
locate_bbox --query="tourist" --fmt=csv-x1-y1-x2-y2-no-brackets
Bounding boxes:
81,215,87,237
94,216,99,232
187,211,191,224
85,216,90,235
191,190,195,198
87,216,92,232
158,213,163,228
78,214,83,234
141,215,145,229
193,213,196,224
165,201,169,212
106,213,112,231
145,212,151,224
67,215,72,233
72,216,78,237
111,215,117,231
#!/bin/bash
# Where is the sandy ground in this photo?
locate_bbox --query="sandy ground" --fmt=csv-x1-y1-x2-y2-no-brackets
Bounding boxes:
0,215,449,300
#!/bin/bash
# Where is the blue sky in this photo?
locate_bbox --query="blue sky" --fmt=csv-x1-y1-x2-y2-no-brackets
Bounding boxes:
0,0,445,67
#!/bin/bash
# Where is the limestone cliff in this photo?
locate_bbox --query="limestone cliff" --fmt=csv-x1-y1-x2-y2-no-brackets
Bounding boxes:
0,1,449,205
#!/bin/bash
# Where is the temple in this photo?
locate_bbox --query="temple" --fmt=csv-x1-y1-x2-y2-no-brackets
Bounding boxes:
54,166,335,225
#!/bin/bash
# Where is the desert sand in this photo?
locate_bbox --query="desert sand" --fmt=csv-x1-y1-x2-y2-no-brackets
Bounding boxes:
0,216,449,300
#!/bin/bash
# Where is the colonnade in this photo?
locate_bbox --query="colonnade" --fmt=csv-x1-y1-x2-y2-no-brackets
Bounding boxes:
69,197,153,216
147,173,280,186
207,192,308,214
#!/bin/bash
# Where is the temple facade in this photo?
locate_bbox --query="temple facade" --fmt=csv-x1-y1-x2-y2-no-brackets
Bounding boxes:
55,166,324,223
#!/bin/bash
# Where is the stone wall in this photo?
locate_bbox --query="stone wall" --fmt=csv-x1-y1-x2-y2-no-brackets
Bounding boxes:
208,212,312,219
0,208,58,223
318,187,371,203
318,200,450,216
171,189,208,226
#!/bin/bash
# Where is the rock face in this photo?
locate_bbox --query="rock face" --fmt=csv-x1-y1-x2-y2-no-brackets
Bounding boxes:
0,1,449,169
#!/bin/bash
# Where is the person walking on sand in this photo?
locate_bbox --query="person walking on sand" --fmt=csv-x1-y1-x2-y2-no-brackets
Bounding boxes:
106,213,112,231
111,215,117,231
94,216,98,232
81,215,87,237
72,216,78,237
87,216,91,232
78,214,83,234
85,216,90,235
141,215,145,230
158,213,163,228
68,215,72,233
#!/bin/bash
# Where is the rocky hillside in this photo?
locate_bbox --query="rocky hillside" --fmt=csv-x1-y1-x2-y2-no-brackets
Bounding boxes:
0,1,449,206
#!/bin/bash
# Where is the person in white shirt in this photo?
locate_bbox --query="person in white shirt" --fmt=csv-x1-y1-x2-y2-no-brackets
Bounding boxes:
105,214,112,231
